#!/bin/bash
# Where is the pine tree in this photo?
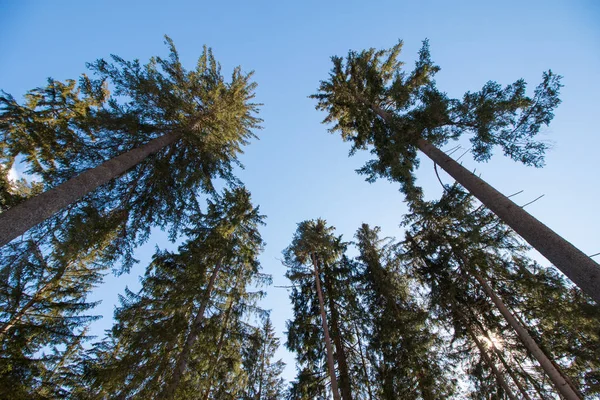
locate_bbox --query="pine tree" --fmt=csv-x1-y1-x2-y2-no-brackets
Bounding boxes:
0,36,261,266
85,188,269,399
242,317,286,400
312,39,600,303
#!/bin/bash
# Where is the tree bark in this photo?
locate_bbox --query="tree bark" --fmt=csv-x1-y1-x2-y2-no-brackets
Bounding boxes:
312,254,341,400
0,132,181,248
416,137,600,303
369,104,600,303
323,264,353,400
470,268,581,400
467,325,518,400
159,259,221,400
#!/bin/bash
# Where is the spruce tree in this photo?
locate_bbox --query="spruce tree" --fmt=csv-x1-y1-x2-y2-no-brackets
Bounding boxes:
0,36,261,265
354,224,455,399
312,39,600,303
403,185,599,398
85,188,268,399
284,219,347,400
241,316,286,400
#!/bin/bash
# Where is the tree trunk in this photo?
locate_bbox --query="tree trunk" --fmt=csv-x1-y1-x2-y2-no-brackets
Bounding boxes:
470,268,581,400
369,103,600,302
467,325,518,400
416,137,600,303
354,324,373,400
312,254,341,400
159,259,222,400
0,132,181,248
323,264,353,400
469,312,533,400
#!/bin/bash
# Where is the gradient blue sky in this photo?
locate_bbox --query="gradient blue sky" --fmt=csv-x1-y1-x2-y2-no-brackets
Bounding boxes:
1,0,599,383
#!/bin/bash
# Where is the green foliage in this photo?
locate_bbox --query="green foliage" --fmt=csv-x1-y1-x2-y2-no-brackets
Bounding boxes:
312,39,562,202
242,317,287,400
355,224,456,399
402,185,600,398
84,188,275,399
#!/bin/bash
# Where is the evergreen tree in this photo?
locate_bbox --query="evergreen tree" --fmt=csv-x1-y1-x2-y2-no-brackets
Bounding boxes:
242,316,286,400
403,185,599,398
354,224,455,399
284,219,346,400
0,36,261,268
0,235,102,398
312,39,600,303
85,188,269,399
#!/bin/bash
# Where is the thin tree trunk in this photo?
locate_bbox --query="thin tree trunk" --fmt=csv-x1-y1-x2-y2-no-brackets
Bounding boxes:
516,358,551,400
506,301,585,398
0,132,181,248
312,254,341,400
369,104,600,303
159,259,222,400
469,314,533,400
417,137,600,303
354,324,373,400
323,264,353,400
467,325,518,400
470,268,581,400
495,349,533,400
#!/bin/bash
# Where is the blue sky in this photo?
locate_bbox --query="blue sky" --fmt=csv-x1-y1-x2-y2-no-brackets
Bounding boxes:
1,0,599,383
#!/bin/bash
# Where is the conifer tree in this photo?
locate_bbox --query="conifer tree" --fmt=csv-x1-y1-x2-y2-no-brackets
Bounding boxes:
354,224,455,399
403,185,599,398
0,235,102,398
85,188,269,399
312,39,600,302
242,316,286,400
284,219,348,400
0,36,261,265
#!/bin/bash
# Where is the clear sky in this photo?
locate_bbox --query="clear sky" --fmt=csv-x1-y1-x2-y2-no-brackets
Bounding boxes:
1,0,599,384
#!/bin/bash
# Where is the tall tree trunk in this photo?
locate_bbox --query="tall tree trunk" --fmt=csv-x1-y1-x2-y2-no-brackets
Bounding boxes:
467,325,518,400
257,331,266,400
469,267,581,400
159,259,222,400
312,254,341,400
417,137,600,303
354,324,373,400
507,302,584,398
370,104,600,303
468,310,533,400
323,264,353,400
0,132,181,248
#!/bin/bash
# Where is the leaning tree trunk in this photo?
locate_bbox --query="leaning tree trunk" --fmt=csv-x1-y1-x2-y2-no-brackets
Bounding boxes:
469,267,581,400
417,137,600,303
467,325,518,400
159,259,222,400
312,254,342,400
370,105,600,303
468,307,533,400
0,132,181,248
